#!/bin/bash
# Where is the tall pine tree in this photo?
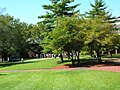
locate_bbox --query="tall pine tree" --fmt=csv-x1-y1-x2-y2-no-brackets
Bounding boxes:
38,0,80,31
86,0,111,19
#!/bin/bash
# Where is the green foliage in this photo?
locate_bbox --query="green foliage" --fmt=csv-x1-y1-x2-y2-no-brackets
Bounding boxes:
38,0,80,53
0,15,15,58
12,20,29,58
83,17,115,60
105,32,120,53
50,16,85,54
0,14,38,60
84,18,113,46
27,24,44,54
86,0,111,19
39,0,80,28
48,13,116,63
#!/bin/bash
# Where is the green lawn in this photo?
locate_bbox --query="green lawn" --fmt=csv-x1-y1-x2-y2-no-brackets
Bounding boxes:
0,55,117,70
103,53,120,58
0,70,120,90
0,58,61,70
0,57,120,90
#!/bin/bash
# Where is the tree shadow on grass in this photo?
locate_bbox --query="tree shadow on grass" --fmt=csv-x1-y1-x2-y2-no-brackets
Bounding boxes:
0,74,7,76
103,54,120,58
57,60,71,64
63,59,120,68
0,61,39,68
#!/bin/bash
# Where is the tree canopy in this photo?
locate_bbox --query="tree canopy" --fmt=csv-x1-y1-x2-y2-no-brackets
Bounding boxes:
50,15,85,64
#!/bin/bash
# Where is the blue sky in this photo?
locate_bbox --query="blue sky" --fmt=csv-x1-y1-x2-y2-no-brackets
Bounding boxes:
0,0,119,24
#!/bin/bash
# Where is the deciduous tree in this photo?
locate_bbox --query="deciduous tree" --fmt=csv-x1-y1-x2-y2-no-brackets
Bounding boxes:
50,16,85,64
84,17,114,63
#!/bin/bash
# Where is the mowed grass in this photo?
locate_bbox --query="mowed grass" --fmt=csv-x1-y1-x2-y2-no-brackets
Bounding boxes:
0,56,96,70
0,70,120,90
0,57,120,90
0,58,61,70
0,55,116,70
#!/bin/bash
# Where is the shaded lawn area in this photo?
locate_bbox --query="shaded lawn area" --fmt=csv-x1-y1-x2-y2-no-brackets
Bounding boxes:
0,55,101,70
0,58,76,70
0,56,119,70
0,70,120,90
103,53,120,58
0,58,60,70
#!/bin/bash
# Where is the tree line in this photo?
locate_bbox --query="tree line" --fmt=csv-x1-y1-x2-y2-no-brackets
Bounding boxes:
0,14,43,61
0,0,120,64
38,0,120,64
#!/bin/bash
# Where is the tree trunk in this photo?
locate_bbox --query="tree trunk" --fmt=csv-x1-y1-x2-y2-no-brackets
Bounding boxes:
1,52,4,62
90,48,93,57
102,51,104,55
60,54,64,62
115,49,118,55
38,54,40,58
96,50,102,63
75,51,77,60
110,51,112,57
4,56,7,61
67,52,71,60
71,53,75,65
108,51,110,55
77,51,80,64
1,57,4,62
2,52,7,62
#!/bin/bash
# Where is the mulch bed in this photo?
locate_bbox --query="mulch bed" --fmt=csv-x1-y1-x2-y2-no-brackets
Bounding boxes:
53,59,120,72
52,64,120,72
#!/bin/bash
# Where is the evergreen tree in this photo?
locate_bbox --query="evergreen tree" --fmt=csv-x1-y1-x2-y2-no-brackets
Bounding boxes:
38,0,80,31
86,0,111,19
